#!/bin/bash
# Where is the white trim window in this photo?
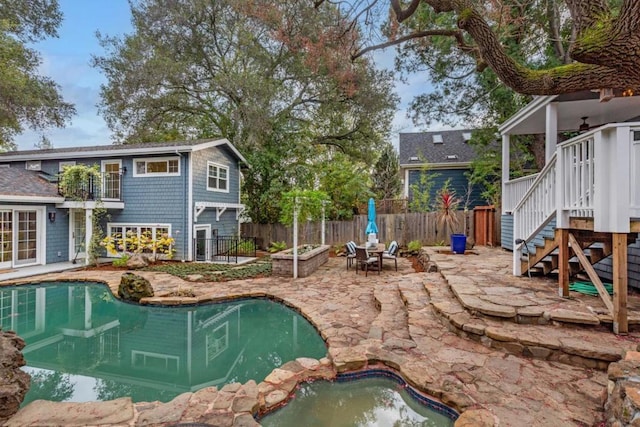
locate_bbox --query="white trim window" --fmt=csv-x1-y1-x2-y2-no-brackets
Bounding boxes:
105,223,173,258
207,162,229,192
133,156,180,177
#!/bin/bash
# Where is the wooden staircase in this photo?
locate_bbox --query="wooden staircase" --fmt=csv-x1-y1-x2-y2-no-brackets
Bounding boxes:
520,228,636,277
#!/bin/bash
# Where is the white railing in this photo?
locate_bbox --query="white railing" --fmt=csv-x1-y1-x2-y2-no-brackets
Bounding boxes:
512,154,557,246
558,133,595,218
503,174,539,213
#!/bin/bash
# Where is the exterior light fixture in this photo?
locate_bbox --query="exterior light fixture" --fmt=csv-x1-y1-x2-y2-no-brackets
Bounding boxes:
579,117,589,132
48,211,56,223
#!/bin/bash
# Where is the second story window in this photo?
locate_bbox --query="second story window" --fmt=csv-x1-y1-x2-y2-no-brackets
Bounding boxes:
133,157,180,177
207,162,228,192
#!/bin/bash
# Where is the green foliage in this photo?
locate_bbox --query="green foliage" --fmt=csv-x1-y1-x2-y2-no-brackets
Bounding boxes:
93,0,397,223
318,152,372,220
279,189,329,227
371,143,402,200
58,164,101,201
407,240,422,252
0,1,75,150
237,238,256,254
409,160,439,213
268,241,287,253
112,254,130,267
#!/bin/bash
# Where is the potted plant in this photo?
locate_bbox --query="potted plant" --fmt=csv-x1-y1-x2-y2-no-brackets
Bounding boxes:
435,182,465,254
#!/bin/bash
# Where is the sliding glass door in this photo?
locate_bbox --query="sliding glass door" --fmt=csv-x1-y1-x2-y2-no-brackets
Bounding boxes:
0,211,12,269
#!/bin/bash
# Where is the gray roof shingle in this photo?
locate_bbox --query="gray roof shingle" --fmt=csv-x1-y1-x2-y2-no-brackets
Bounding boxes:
399,129,477,166
0,167,61,199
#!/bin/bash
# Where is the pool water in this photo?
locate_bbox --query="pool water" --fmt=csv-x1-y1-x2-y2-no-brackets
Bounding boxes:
0,282,326,404
259,376,455,427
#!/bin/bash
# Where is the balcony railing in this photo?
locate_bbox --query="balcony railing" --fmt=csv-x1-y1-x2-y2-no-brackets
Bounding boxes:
58,172,123,201
193,236,257,263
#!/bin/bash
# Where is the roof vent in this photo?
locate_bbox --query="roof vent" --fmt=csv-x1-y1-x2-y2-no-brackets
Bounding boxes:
432,134,443,143
409,156,419,161
446,155,458,160
462,132,472,141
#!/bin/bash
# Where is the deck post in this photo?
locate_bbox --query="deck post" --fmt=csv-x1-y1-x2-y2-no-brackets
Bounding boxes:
613,232,628,334
558,228,569,297
545,102,558,163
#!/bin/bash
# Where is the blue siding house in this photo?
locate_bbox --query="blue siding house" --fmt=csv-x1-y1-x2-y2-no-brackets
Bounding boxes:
0,139,248,269
399,130,486,209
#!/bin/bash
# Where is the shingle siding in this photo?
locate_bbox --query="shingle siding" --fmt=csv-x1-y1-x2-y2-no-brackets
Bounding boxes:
407,168,486,209
501,215,513,250
594,236,640,290
45,206,69,263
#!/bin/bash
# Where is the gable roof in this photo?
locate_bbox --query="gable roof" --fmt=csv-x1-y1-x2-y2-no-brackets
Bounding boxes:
399,129,477,167
0,167,63,202
0,138,249,165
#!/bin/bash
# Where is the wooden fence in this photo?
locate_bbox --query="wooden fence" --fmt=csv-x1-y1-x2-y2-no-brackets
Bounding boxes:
242,211,481,250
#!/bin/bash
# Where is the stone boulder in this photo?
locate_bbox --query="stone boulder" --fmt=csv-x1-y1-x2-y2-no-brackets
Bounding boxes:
126,253,149,269
118,272,154,302
0,329,30,424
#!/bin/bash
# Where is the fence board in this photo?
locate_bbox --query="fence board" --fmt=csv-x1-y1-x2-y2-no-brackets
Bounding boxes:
242,211,478,250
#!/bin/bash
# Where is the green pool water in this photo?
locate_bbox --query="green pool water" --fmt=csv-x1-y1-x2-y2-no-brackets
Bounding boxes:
259,377,455,427
0,282,326,404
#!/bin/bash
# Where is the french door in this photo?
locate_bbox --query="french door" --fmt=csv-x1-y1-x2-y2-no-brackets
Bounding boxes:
70,209,86,261
0,208,41,268
0,211,12,269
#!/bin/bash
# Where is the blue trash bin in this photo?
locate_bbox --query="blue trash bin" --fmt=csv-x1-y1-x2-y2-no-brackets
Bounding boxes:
451,234,467,254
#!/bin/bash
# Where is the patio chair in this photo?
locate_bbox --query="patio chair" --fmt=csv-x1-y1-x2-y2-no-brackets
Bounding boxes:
345,241,357,270
355,246,380,276
383,240,399,271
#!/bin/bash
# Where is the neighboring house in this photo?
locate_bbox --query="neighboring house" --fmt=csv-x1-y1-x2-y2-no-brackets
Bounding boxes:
0,138,248,269
399,130,486,209
500,90,640,333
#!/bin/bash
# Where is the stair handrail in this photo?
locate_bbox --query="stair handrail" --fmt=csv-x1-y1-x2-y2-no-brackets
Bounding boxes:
512,153,557,246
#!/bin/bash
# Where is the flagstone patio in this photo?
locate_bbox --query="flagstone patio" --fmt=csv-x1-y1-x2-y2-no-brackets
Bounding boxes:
4,246,640,426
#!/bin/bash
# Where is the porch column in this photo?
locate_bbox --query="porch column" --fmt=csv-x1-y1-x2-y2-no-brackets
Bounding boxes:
85,208,93,266
545,102,558,163
501,134,510,215
558,229,569,297
613,233,628,334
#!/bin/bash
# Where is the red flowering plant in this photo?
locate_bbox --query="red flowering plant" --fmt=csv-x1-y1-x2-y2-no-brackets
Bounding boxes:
434,183,461,237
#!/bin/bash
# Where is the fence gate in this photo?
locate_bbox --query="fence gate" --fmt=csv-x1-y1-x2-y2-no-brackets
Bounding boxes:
474,206,495,246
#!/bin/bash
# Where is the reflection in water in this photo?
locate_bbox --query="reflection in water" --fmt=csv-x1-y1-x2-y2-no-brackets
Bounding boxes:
0,282,326,404
260,377,454,427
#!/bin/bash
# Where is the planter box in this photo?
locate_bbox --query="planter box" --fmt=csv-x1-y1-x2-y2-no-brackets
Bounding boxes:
271,245,330,277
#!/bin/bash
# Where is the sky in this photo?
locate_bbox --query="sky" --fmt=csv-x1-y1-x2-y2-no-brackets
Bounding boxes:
15,0,427,151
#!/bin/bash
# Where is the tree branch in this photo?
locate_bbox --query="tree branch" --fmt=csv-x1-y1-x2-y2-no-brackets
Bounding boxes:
390,0,421,22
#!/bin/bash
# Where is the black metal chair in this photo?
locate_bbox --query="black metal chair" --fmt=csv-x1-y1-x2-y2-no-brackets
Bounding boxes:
355,247,380,276
345,241,357,270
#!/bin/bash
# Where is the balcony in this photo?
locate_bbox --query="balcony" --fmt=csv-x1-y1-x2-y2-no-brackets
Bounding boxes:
58,172,123,202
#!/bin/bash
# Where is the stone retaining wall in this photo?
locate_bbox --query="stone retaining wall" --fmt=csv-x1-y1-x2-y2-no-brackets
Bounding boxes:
606,350,640,426
271,245,329,277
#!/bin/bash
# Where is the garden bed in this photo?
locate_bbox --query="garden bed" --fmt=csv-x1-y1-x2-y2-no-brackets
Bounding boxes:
271,244,330,277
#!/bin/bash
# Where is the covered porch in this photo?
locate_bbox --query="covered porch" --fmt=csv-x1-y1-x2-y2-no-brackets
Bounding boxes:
500,91,640,333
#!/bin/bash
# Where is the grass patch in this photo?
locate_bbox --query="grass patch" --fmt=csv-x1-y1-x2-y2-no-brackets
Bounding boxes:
144,260,272,282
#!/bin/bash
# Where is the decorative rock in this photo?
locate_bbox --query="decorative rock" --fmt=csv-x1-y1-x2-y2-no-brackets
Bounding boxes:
201,411,234,427
212,391,235,410
454,408,496,427
136,393,191,424
232,395,259,414
233,413,261,427
118,272,154,302
264,389,288,408
7,397,133,426
548,309,600,325
296,357,320,370
126,253,149,269
0,330,29,424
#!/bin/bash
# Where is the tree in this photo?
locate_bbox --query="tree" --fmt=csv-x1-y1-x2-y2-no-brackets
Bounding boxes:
94,0,396,222
370,143,401,201
319,0,640,96
0,0,75,151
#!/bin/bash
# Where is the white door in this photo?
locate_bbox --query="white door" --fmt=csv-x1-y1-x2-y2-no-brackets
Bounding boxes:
194,225,211,261
70,209,86,261
14,210,38,266
0,211,12,269
101,160,122,200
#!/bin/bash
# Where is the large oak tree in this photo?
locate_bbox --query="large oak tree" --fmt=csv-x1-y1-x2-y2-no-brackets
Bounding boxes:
325,0,640,96
0,0,75,150
94,0,397,222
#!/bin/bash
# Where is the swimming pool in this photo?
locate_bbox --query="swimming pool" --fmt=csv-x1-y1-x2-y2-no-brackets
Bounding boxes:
0,282,326,404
